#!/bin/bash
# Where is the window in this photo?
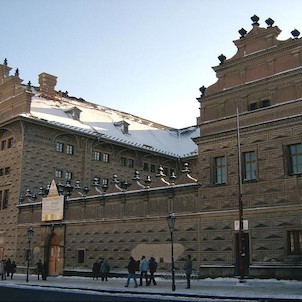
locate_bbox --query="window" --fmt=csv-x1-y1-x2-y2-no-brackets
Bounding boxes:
163,167,169,176
151,164,156,173
2,190,8,209
93,151,101,161
214,156,227,184
1,140,6,150
260,99,270,108
121,157,127,167
65,172,72,180
128,159,134,168
287,230,302,255
143,162,149,171
7,138,14,148
248,100,271,111
102,178,109,186
77,249,85,264
287,143,302,175
0,169,3,176
102,153,110,163
55,170,63,178
0,189,9,210
4,167,10,175
248,103,258,111
243,151,257,181
56,142,64,153
66,144,74,155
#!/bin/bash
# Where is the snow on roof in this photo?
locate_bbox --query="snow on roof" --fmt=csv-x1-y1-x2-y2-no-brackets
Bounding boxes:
24,95,199,158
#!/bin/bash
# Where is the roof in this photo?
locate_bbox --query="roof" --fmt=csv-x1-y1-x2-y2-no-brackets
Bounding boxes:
22,92,199,158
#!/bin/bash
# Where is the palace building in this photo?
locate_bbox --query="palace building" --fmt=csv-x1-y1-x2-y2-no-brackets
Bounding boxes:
0,16,301,279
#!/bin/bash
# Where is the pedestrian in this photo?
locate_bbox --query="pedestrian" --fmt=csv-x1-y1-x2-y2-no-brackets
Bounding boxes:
6,258,11,278
125,256,138,288
0,260,5,280
42,261,48,281
10,261,16,279
184,254,193,289
36,259,43,280
147,257,157,286
139,256,149,286
100,258,110,281
92,259,99,280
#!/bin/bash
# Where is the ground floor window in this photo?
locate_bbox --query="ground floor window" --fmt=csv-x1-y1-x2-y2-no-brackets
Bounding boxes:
288,230,302,255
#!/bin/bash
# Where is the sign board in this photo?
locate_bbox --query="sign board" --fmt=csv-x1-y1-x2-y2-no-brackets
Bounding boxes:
42,179,64,222
234,220,248,231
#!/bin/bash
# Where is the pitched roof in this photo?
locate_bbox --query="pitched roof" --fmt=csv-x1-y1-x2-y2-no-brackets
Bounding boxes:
22,92,199,158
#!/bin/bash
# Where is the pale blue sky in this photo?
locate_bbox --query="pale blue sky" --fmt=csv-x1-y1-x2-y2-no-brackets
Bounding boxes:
2,0,301,128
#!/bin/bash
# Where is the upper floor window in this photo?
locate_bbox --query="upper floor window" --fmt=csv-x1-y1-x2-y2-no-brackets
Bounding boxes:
0,189,9,210
243,151,257,181
287,230,302,255
94,151,101,161
248,99,270,111
102,153,110,163
56,142,64,153
66,144,74,155
65,171,72,180
151,164,156,173
55,170,63,178
214,156,227,184
7,138,14,148
287,143,302,175
143,162,149,171
1,140,6,150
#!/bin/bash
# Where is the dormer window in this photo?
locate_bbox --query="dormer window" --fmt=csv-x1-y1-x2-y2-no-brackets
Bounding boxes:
65,106,82,121
114,120,130,134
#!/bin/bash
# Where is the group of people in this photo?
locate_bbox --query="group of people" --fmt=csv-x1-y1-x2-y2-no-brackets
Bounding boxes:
36,259,48,281
126,254,193,289
0,258,17,280
92,254,193,289
92,257,111,281
125,255,158,288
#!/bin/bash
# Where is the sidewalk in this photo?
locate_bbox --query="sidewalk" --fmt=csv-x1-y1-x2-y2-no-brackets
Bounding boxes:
2,274,302,301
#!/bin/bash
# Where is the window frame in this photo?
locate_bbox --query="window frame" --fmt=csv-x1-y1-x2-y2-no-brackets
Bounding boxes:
242,151,257,182
287,230,302,256
213,156,227,185
287,143,302,176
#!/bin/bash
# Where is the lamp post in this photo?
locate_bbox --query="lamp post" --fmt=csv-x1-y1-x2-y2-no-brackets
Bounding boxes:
26,227,34,282
166,212,176,291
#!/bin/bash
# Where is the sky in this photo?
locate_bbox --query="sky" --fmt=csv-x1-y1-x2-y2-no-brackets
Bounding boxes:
2,0,302,128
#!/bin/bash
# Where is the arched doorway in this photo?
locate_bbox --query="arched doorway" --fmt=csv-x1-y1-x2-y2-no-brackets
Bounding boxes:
48,234,64,276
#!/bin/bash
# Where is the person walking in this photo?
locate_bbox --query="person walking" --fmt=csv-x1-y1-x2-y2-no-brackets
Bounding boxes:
36,259,43,280
10,261,16,279
184,254,193,289
0,260,5,280
6,258,11,278
139,256,149,286
92,259,99,280
147,257,157,286
100,258,110,281
125,256,138,288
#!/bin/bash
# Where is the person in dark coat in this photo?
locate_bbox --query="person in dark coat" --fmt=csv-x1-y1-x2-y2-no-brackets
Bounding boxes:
147,257,157,286
6,258,11,278
10,261,16,279
42,261,48,281
92,259,99,280
184,254,193,289
125,256,138,288
36,259,43,280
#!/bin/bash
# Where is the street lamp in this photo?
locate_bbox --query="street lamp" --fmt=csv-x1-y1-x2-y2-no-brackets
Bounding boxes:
166,212,176,291
26,227,34,282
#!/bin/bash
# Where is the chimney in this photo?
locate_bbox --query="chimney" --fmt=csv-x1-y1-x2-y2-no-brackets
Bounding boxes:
39,72,57,99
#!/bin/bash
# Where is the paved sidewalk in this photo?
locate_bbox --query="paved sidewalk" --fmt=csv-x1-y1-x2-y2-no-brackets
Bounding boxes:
2,274,302,301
